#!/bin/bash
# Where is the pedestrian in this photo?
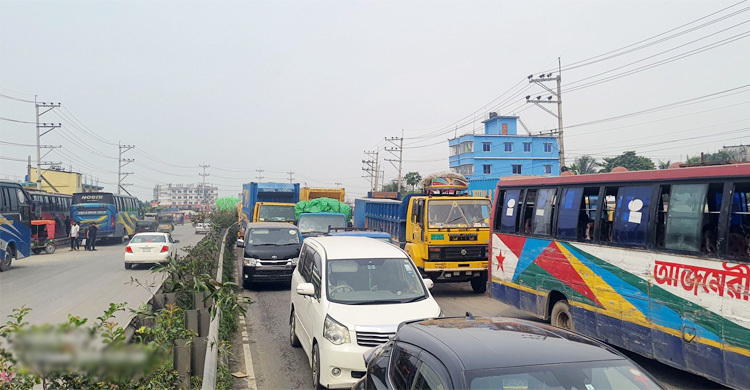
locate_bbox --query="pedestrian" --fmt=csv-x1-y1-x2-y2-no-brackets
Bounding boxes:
64,216,71,237
88,223,98,251
83,224,90,251
69,221,79,251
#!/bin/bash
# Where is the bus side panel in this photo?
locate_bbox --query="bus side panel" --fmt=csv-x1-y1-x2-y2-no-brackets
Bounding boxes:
1,213,32,259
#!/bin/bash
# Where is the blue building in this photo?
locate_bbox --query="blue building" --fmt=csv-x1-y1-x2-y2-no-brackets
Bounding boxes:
448,113,560,202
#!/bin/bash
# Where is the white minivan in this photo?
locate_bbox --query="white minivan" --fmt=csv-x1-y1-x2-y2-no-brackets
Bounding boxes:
289,236,441,389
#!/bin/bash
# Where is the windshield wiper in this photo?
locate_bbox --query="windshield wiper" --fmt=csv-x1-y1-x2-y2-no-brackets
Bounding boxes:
402,295,426,303
347,299,406,305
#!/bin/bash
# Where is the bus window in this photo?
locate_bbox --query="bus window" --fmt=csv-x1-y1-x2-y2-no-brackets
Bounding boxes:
612,186,651,247
531,188,556,236
600,188,617,243
728,182,750,261
556,187,583,240
500,189,521,233
521,190,537,234
663,183,721,253
493,190,505,232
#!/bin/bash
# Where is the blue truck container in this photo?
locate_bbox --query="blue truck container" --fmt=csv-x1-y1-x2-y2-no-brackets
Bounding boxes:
353,195,418,247
240,182,300,230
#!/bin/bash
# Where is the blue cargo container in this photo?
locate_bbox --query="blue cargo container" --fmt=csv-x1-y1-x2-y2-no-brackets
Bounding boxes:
240,182,300,231
353,195,419,247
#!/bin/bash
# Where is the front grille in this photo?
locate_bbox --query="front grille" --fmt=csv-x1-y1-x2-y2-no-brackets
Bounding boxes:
356,331,395,347
440,245,486,261
258,260,290,266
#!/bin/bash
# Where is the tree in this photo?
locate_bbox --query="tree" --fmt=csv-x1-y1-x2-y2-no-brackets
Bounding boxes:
381,180,400,192
404,172,422,191
658,160,672,170
570,155,600,174
686,150,736,164
600,151,655,173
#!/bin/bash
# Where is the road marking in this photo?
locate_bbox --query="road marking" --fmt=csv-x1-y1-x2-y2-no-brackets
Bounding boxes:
238,312,257,390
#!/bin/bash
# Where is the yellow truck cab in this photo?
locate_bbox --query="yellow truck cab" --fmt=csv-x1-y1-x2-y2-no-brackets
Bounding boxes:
252,202,296,223
354,172,491,293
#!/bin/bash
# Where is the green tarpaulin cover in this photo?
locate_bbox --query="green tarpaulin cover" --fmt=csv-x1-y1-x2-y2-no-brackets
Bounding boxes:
215,197,239,211
295,198,352,220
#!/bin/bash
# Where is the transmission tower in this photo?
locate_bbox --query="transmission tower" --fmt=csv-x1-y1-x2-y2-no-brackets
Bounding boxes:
118,142,135,195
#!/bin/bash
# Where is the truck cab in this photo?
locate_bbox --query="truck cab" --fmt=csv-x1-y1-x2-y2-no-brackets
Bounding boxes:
253,202,296,223
297,212,348,239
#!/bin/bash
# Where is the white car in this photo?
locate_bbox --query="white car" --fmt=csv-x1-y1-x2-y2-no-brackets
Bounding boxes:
194,222,211,234
124,232,179,269
289,236,441,389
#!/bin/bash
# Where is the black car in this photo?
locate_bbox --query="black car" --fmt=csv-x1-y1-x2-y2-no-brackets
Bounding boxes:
134,220,158,234
354,315,664,390
239,222,302,288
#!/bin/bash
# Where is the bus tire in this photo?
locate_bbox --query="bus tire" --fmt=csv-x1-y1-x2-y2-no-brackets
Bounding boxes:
1,248,12,272
470,274,487,293
45,243,56,254
551,300,574,331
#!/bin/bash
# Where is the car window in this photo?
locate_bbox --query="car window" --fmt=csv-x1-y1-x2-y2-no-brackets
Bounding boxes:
326,257,426,303
412,351,451,390
298,247,310,281
311,257,321,298
389,342,420,389
131,235,166,243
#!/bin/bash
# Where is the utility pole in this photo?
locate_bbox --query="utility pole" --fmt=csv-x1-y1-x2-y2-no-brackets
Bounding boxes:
118,142,135,195
35,98,61,190
287,171,295,184
199,163,210,212
255,169,265,182
335,182,342,188
361,150,379,191
525,58,565,169
385,130,404,193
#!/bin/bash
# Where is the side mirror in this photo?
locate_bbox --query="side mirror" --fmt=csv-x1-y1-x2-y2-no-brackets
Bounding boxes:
236,238,244,248
423,278,434,290
296,282,315,296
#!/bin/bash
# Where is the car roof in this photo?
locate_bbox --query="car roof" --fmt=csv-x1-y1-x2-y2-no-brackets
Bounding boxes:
328,231,391,238
298,212,346,217
396,317,627,371
246,222,299,230
132,232,169,237
305,236,405,260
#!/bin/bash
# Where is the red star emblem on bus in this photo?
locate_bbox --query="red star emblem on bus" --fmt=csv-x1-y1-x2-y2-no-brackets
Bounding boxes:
495,252,505,272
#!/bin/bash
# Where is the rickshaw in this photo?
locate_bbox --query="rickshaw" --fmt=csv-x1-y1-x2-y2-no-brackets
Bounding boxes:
31,220,62,254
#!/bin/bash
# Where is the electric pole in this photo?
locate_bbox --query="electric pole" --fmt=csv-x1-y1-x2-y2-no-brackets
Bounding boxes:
287,171,295,184
199,163,210,212
385,130,404,193
525,58,565,169
118,142,135,195
35,98,61,190
361,150,379,191
255,169,265,182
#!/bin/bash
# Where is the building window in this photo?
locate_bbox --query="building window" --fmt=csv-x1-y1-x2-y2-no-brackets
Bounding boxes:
482,142,491,152
458,164,474,176
504,142,513,152
483,165,491,174
512,164,522,174
544,165,552,174
524,142,532,152
544,142,553,153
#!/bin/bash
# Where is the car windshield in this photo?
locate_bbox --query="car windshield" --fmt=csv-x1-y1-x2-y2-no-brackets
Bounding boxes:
131,234,166,243
258,205,296,222
427,199,491,228
247,228,300,246
298,215,347,234
326,258,426,304
466,360,661,390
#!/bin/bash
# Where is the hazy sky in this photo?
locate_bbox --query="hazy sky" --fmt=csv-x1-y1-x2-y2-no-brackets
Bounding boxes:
2,0,749,201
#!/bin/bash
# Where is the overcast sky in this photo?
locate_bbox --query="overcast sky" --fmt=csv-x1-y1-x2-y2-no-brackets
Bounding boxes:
2,0,749,201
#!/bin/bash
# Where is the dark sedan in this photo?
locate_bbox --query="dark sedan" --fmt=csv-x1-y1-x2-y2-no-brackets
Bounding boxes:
354,315,664,390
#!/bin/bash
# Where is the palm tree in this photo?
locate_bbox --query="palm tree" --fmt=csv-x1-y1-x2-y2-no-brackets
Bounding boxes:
658,160,672,170
570,155,599,175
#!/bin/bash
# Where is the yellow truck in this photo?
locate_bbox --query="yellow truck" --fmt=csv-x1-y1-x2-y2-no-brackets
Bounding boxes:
353,173,491,293
299,187,345,202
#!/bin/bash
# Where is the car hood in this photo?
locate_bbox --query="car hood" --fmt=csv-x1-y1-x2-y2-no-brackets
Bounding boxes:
325,298,441,330
244,244,301,260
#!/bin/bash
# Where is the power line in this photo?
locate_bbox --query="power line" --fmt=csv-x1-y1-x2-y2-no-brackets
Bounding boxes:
0,117,35,124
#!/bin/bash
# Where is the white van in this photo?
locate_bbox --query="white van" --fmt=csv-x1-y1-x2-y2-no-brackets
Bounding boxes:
289,236,441,389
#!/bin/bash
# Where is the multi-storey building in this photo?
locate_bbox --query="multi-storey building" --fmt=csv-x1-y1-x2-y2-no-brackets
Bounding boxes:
153,183,218,211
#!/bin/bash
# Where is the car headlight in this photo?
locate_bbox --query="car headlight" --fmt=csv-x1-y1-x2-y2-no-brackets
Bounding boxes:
324,315,350,345
243,258,258,266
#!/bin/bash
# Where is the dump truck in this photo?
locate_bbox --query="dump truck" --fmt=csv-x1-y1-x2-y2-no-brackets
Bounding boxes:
239,183,300,242
299,187,345,202
354,172,492,293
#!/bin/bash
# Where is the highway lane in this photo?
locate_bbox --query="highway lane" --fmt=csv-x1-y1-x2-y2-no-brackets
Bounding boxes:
0,224,203,329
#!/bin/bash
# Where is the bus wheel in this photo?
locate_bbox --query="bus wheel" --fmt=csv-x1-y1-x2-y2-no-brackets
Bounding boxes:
470,273,487,293
0,250,12,272
45,243,56,254
551,300,574,331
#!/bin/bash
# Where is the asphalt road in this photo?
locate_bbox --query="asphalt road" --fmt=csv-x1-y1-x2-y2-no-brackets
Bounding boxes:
0,224,203,330
238,255,728,390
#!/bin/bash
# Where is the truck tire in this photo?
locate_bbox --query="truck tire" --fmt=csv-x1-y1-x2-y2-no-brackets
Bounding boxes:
1,249,13,271
551,300,574,331
470,274,487,293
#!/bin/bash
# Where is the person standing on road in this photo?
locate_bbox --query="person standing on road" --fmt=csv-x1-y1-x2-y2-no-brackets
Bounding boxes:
82,224,90,251
64,216,71,237
69,221,80,251
88,223,98,251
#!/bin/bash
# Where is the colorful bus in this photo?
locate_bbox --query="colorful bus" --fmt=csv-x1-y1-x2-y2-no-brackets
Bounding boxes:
27,190,72,239
71,192,140,243
0,181,33,271
489,163,750,389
